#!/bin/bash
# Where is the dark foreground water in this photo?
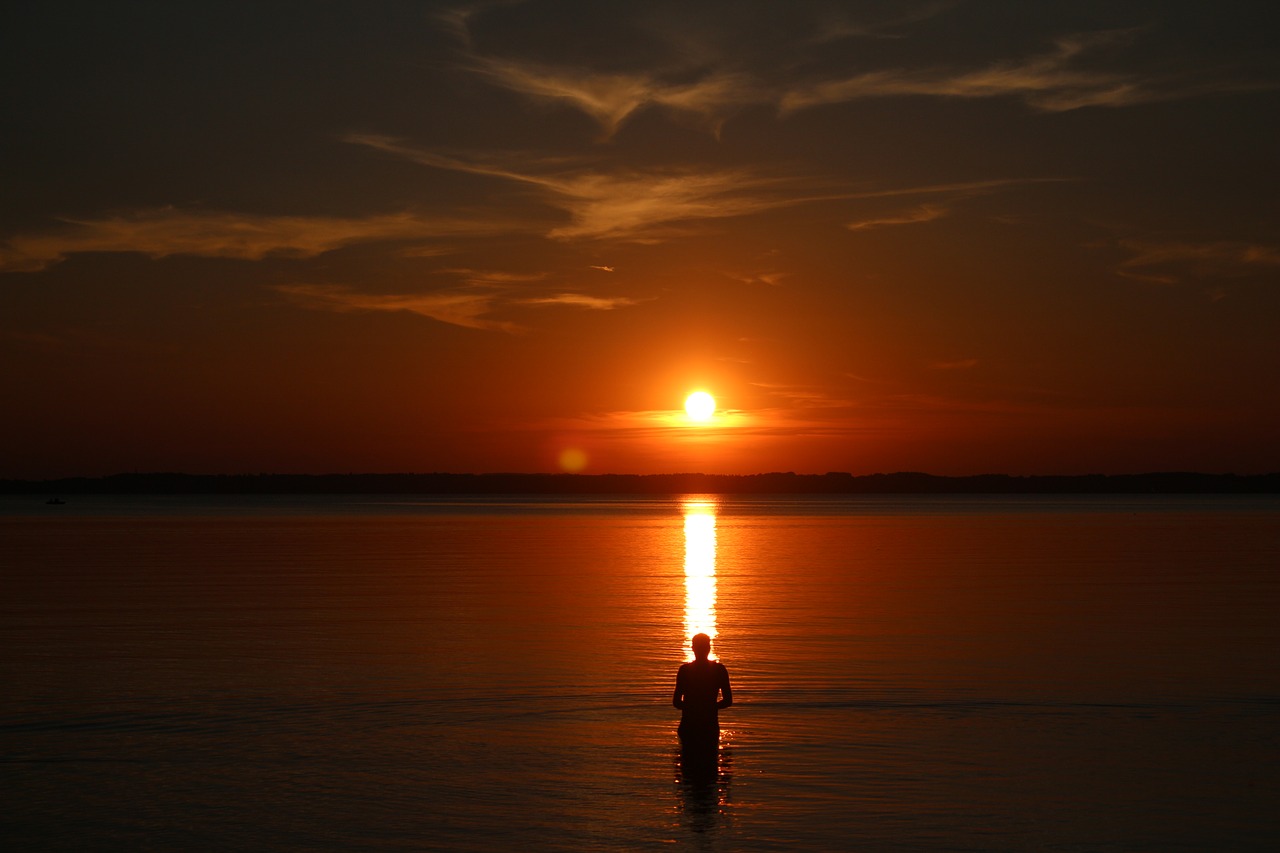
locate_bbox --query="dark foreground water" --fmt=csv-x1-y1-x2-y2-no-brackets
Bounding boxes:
3,494,1278,850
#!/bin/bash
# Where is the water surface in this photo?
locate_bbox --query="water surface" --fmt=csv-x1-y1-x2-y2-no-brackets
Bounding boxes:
3,494,1278,849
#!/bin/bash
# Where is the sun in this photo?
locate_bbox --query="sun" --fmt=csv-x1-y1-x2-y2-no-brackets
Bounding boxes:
684,391,716,422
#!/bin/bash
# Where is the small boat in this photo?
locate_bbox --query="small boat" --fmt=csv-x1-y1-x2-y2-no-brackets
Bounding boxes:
45,498,66,505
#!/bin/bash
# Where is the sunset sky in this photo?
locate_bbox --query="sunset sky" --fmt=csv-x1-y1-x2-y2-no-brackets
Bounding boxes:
4,1,1278,478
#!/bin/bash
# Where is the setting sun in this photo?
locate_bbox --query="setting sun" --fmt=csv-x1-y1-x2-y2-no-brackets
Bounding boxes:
684,391,716,422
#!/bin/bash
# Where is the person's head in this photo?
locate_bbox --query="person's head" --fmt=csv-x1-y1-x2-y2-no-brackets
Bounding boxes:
691,633,712,661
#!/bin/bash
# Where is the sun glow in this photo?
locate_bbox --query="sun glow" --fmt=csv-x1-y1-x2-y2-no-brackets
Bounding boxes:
684,391,716,422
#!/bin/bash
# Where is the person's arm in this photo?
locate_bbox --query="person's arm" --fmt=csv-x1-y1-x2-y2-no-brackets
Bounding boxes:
673,668,686,710
716,665,733,710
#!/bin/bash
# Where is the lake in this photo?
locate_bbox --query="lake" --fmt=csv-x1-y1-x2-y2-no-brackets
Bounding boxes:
2,494,1278,850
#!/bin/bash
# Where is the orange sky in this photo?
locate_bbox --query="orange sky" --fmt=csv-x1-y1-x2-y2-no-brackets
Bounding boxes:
2,1,1278,478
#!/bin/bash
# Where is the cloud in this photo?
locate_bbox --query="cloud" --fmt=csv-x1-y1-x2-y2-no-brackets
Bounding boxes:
274,283,520,333
5,147,1065,276
1117,239,1280,283
724,268,789,286
0,208,519,272
842,179,1068,230
751,382,852,409
545,168,793,240
276,268,645,332
783,32,1276,113
468,57,756,136
350,135,1064,245
347,134,802,241
438,268,549,284
848,203,948,231
588,265,614,272
520,293,641,309
442,6,764,136
842,178,1069,200
444,7,1274,138
471,59,656,134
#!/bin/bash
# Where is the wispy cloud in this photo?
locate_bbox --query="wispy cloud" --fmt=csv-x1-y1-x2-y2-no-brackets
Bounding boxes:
0,209,518,273
350,135,1066,244
347,134,801,241
444,6,1274,137
721,266,788,285
751,381,853,409
520,293,641,309
843,178,1069,200
848,203,948,231
543,167,791,240
274,283,520,333
588,265,614,272
469,58,755,137
439,268,549,284
276,268,644,332
842,179,1068,230
442,4,765,136
4,151,1066,276
781,32,1275,114
1117,239,1280,284
722,248,790,287
724,268,789,286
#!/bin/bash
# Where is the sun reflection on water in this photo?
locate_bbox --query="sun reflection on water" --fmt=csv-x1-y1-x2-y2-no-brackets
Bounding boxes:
682,498,717,658
675,497,731,826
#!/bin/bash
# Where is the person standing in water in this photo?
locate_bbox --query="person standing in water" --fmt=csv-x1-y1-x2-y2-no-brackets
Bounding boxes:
673,633,733,745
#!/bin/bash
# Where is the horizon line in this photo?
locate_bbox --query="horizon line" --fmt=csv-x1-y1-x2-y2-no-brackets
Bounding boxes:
4,470,1278,496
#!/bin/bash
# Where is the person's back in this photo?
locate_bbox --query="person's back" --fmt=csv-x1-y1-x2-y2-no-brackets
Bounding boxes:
673,634,732,743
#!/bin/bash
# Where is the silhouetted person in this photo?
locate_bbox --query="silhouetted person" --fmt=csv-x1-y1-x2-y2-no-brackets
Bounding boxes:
673,633,732,751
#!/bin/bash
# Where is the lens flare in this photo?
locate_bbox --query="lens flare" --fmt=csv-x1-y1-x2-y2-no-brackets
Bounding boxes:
558,448,587,472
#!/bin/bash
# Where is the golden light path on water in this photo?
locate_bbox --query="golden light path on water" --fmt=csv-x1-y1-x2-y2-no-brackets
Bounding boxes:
682,498,717,659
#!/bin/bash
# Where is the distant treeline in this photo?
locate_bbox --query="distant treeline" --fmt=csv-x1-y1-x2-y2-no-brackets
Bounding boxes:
4,471,1279,495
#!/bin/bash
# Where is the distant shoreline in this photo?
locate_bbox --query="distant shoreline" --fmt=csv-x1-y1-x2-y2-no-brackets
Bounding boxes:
4,471,1279,495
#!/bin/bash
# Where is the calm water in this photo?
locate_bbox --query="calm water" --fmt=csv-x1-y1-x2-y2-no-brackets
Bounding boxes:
2,494,1278,850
